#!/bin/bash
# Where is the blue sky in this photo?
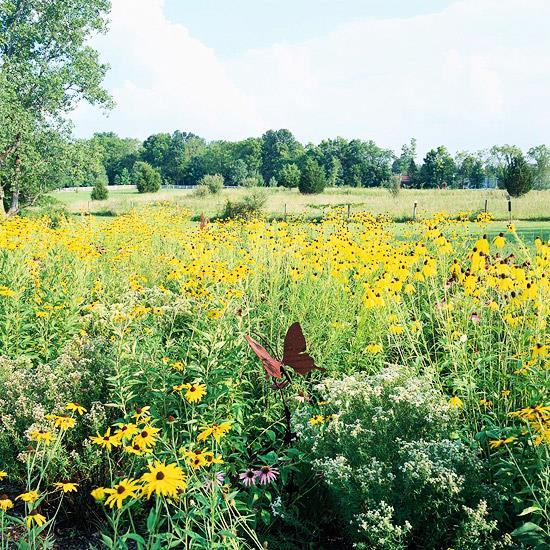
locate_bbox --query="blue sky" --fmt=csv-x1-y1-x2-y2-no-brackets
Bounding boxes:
164,0,457,58
72,0,550,155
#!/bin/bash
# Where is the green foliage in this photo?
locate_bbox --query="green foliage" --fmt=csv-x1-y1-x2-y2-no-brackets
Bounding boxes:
420,146,456,188
528,145,550,190
199,173,224,194
299,158,326,194
298,368,505,550
220,189,267,219
91,178,109,201
502,154,534,197
133,161,161,193
278,163,301,188
384,175,401,198
0,0,112,214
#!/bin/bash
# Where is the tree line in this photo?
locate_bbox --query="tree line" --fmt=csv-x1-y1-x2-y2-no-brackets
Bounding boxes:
59,131,550,195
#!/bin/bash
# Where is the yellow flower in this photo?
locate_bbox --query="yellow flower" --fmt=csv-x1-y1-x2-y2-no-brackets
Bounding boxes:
140,462,187,499
53,415,76,430
16,491,40,503
133,406,151,422
30,430,54,445
90,428,121,451
203,452,224,467
90,487,106,502
65,402,87,415
366,343,383,355
0,471,7,480
26,510,47,528
0,495,14,511
309,415,325,425
448,396,463,409
132,426,160,449
489,437,516,449
389,324,404,335
54,482,78,493
197,422,231,443
113,423,138,442
104,478,141,509
175,383,207,404
183,450,208,470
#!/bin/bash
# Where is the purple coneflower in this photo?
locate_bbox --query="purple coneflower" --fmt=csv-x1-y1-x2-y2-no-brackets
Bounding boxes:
204,471,226,491
239,469,257,487
255,465,279,485
470,312,481,323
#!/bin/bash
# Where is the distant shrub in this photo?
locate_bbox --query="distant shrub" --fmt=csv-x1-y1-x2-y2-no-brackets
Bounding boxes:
240,176,260,188
297,368,505,550
199,174,224,195
384,175,401,198
193,184,210,198
91,179,109,201
299,158,326,194
501,154,533,197
220,189,267,219
133,161,161,193
268,176,278,188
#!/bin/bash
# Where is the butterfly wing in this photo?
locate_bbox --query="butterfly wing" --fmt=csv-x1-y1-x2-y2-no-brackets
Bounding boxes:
245,335,283,379
282,322,324,376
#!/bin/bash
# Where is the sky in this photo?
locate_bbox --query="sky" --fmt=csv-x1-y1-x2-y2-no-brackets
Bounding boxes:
72,0,550,155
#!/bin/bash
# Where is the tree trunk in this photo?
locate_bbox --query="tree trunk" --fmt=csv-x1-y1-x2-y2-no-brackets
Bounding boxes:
0,133,21,166
0,185,6,217
7,154,21,216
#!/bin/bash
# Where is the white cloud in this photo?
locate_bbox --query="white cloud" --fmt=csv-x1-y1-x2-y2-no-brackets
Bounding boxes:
73,0,550,154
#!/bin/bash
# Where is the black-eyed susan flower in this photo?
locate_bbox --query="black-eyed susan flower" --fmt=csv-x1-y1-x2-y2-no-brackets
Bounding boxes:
0,494,13,511
104,479,141,509
16,490,39,503
132,426,160,448
113,423,138,442
448,396,463,409
140,462,187,499
178,383,206,404
197,422,231,443
26,509,46,528
90,487,106,502
489,437,516,449
54,482,78,493
53,415,76,430
66,402,87,415
0,471,7,480
30,429,54,445
90,428,121,451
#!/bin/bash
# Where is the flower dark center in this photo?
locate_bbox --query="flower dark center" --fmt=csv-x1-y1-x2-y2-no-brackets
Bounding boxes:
246,471,254,478
261,466,270,474
156,472,165,480
117,486,125,494
141,431,148,437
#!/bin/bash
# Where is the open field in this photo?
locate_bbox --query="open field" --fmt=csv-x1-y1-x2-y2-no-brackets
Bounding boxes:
53,186,550,222
1,205,549,548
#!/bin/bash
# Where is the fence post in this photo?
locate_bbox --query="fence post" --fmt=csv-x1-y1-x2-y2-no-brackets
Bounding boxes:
484,199,488,213
413,201,417,221
347,203,351,221
284,203,287,220
508,196,512,222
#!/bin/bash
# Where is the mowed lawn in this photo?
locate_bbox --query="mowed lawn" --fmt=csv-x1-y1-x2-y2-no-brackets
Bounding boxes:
52,186,550,237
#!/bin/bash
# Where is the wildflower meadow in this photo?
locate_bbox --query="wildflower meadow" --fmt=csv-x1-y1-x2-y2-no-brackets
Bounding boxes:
0,205,548,549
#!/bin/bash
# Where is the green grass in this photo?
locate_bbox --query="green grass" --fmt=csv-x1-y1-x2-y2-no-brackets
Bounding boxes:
53,186,550,229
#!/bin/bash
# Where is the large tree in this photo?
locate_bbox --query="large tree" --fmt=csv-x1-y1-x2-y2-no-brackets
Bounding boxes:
419,146,456,188
0,0,112,214
527,145,550,190
260,129,303,183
